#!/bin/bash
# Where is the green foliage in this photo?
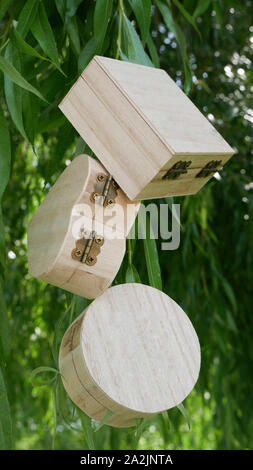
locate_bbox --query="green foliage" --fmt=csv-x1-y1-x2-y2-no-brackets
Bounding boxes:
0,0,252,451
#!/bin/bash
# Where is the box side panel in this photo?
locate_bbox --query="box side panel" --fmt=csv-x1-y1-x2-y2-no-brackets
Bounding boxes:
83,60,174,171
59,76,159,200
96,56,234,156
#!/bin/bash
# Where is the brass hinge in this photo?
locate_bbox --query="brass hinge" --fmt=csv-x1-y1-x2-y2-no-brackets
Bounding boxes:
90,173,119,206
71,231,104,266
163,160,192,180
196,160,222,178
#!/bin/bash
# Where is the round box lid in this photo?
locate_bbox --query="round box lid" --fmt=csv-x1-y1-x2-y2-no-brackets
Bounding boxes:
79,283,201,414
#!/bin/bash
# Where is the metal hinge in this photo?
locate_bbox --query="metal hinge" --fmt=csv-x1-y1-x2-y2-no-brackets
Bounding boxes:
71,231,104,266
162,160,192,180
196,160,222,178
90,173,119,206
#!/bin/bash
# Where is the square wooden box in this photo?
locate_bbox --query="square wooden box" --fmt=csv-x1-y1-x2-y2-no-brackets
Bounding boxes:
59,56,234,201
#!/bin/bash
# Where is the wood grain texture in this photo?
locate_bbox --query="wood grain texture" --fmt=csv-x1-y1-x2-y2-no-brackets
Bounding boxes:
59,283,201,427
59,56,234,201
27,155,139,299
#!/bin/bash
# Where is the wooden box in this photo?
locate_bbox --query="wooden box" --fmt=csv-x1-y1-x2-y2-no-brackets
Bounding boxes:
59,56,234,201
28,155,139,299
59,283,201,427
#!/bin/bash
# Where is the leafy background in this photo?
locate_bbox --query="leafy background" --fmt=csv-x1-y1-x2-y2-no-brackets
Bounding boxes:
0,0,253,450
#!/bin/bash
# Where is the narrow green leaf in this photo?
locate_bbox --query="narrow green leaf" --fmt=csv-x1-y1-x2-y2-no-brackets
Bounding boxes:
134,418,147,446
172,0,201,36
52,301,73,367
193,0,211,19
0,104,11,201
55,0,81,56
125,264,141,283
0,367,12,449
66,16,81,56
0,0,15,22
30,366,59,387
0,208,6,269
66,0,83,17
17,0,40,39
4,44,29,141
177,403,191,431
94,0,113,53
22,91,40,147
75,137,87,157
129,0,151,45
78,37,97,74
11,28,49,62
0,281,11,359
221,278,237,312
147,33,160,68
156,0,192,93
142,214,162,290
78,410,95,450
0,53,47,102
122,14,153,67
212,0,222,26
31,3,64,75
55,376,69,424
93,410,114,432
0,421,4,450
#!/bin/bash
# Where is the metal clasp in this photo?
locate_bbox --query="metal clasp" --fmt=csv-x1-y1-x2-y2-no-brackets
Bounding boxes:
71,231,104,266
163,161,192,180
90,173,119,206
196,160,222,178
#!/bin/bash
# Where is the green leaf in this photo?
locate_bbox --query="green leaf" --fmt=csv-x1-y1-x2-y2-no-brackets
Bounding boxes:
122,14,153,67
221,278,237,313
147,33,160,68
212,0,222,26
78,409,95,450
55,0,81,57
4,44,29,141
30,366,59,387
0,52,47,102
66,0,83,17
94,0,113,53
78,37,97,74
0,0,15,22
0,104,11,201
11,28,49,62
93,410,114,432
31,3,64,75
125,264,141,283
75,137,87,157
17,0,40,39
142,214,162,291
172,0,201,36
52,300,73,367
193,0,211,19
156,0,192,93
177,403,191,431
0,367,12,449
0,281,11,359
129,0,151,46
66,16,81,56
0,208,6,270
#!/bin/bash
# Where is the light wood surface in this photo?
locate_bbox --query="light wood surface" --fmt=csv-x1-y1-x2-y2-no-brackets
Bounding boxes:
28,155,139,298
59,55,234,201
59,283,201,427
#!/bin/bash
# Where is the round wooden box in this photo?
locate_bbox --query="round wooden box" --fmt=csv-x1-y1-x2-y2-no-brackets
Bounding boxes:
27,154,139,299
59,283,201,427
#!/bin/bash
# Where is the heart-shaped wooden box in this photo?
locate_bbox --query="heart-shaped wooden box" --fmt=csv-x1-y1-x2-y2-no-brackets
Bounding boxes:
59,56,234,201
28,154,139,298
59,283,201,427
